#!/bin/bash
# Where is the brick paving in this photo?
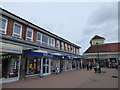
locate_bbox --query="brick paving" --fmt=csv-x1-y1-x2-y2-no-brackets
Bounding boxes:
2,68,118,88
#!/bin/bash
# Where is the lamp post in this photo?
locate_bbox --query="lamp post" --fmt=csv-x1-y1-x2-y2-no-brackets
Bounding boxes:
96,42,99,64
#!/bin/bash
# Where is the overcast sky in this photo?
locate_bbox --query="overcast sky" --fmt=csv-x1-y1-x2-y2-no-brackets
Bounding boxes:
1,2,118,54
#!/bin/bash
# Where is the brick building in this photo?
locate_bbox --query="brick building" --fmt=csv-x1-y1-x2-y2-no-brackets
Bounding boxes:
84,35,120,67
0,8,82,83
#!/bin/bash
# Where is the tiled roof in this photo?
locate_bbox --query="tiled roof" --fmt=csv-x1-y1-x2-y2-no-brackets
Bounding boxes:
84,43,120,53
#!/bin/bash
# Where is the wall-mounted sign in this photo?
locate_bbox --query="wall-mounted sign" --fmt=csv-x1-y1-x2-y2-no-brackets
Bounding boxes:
0,42,22,54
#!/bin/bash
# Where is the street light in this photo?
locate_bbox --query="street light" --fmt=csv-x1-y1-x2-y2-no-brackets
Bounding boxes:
96,42,99,64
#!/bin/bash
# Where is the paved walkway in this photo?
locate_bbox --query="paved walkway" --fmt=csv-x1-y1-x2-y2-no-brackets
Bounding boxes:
2,68,118,88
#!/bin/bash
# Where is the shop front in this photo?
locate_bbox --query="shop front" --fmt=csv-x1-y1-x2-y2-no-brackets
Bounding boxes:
0,42,22,83
25,50,62,76
25,55,51,76
62,59,77,72
51,58,60,73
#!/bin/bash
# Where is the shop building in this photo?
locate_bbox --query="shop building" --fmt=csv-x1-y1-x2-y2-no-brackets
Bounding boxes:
0,8,82,83
83,35,120,67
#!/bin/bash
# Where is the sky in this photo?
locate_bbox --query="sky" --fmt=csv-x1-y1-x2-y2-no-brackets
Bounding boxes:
0,1,118,55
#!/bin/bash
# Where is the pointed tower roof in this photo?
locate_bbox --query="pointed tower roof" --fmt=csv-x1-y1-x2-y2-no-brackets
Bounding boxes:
91,35,105,40
90,35,105,44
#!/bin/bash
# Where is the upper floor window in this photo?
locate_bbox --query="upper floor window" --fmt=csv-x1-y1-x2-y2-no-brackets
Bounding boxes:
76,48,79,54
13,22,22,38
26,28,33,41
49,37,55,47
56,40,60,49
0,17,8,34
71,46,73,53
73,47,76,53
61,42,64,50
68,45,71,52
37,32,42,43
65,43,68,51
42,34,49,45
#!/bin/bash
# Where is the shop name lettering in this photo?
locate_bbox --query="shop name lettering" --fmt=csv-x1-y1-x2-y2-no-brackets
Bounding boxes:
0,47,21,52
43,53,53,57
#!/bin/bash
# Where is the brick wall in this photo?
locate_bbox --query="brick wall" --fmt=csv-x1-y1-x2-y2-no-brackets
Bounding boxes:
6,18,14,36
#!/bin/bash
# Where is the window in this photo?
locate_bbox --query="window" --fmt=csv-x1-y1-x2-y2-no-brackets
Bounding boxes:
65,43,68,51
49,38,55,47
0,17,8,34
37,32,42,43
13,23,22,38
73,47,76,53
68,45,71,52
56,40,60,49
61,42,64,50
71,46,73,53
76,48,79,54
42,34,49,45
26,28,33,41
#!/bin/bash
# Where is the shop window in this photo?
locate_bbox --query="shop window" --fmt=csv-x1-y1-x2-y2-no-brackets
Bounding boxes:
42,34,49,45
13,22,22,38
0,16,8,34
37,32,42,43
26,58,41,75
26,28,33,41
2,54,20,79
72,61,76,69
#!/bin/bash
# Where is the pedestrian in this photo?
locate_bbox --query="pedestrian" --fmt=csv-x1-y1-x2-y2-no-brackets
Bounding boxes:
90,62,93,70
86,63,89,70
94,64,97,73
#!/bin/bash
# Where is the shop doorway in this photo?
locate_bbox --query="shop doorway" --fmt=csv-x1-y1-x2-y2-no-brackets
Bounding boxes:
42,58,51,76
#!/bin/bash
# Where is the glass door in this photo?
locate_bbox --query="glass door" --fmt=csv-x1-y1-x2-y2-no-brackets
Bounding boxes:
42,58,51,75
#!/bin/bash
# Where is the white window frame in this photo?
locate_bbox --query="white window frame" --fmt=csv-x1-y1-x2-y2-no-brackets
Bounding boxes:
68,45,71,52
42,34,49,45
61,42,64,50
51,38,55,47
26,28,33,41
65,43,68,51
0,16,8,34
37,32,42,43
56,40,60,49
13,22,22,38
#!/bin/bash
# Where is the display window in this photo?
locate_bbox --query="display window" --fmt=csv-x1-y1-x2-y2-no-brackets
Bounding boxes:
26,57,41,75
1,54,20,79
66,60,72,70
72,61,77,69
51,59,60,73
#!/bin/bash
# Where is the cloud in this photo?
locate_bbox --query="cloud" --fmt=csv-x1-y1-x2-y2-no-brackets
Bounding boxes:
78,2,118,54
88,3,118,25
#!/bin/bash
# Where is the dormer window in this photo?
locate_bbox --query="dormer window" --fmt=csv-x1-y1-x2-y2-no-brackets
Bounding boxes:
26,28,33,41
0,17,8,34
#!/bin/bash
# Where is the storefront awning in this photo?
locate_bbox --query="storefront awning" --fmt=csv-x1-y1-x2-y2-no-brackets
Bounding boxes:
26,51,62,58
26,51,81,60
